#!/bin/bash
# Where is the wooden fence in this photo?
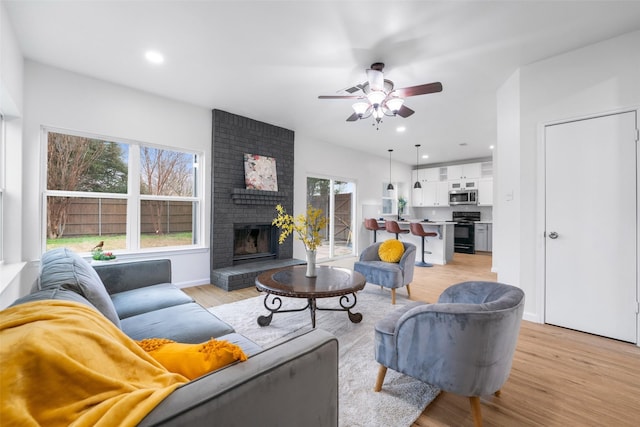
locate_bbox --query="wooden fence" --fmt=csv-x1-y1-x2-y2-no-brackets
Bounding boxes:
57,197,193,236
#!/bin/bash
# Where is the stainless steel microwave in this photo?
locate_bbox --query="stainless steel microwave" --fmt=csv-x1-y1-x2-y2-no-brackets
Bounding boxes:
449,190,478,205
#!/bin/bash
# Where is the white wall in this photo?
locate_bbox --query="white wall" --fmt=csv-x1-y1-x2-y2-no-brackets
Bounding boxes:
494,70,521,291
21,61,213,289
496,30,640,321
0,0,31,307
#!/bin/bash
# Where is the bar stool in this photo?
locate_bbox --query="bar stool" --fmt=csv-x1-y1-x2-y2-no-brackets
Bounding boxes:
385,220,410,240
409,222,438,267
364,218,385,243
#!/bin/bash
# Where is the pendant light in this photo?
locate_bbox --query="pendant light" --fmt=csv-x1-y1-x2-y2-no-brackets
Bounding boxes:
387,149,394,190
413,144,422,189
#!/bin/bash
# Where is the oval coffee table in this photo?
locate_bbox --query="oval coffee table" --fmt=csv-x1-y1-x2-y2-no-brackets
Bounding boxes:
255,265,366,328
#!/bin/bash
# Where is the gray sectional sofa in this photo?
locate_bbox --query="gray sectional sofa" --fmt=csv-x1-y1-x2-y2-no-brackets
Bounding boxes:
10,248,338,426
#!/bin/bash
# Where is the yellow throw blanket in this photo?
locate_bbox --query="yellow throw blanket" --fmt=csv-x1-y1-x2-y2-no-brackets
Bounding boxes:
0,300,189,427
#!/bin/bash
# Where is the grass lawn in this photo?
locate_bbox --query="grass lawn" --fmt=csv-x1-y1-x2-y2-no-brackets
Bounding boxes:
46,232,194,253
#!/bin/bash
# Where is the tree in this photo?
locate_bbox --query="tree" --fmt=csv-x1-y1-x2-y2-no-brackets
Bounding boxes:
46,133,127,238
140,147,193,234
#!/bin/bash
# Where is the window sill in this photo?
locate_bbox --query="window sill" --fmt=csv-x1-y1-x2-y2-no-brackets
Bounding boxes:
0,261,27,295
78,246,209,263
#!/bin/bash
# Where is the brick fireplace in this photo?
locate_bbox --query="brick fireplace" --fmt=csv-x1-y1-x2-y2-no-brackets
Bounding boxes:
210,110,303,290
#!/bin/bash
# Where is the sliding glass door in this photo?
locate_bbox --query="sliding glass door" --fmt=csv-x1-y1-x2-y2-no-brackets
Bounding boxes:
307,177,355,260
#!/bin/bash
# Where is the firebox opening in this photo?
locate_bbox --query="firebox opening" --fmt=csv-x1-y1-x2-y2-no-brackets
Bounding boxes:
233,223,277,264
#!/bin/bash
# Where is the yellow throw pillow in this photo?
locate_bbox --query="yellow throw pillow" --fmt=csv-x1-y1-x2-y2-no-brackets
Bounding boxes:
378,239,405,263
137,337,248,380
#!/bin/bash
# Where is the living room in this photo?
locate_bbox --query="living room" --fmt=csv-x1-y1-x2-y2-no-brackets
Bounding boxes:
1,1,640,425
1,2,639,325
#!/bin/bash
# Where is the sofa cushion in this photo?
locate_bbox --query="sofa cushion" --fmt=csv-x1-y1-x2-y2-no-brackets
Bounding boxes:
120,302,235,343
110,283,193,319
39,248,121,328
354,260,403,287
137,337,248,380
10,287,98,310
378,239,405,263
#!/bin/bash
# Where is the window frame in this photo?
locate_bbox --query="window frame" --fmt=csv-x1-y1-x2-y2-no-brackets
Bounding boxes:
41,127,205,255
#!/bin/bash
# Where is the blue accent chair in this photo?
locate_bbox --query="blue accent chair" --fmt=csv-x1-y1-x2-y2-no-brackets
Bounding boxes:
353,241,416,304
373,281,525,427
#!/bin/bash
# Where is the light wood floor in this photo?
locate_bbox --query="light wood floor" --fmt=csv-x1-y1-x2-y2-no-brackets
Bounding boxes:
183,253,640,426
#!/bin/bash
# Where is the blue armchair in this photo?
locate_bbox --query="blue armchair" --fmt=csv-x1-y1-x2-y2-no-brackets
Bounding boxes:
353,241,416,304
373,281,525,427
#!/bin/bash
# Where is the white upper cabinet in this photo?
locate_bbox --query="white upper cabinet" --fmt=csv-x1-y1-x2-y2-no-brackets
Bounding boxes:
478,178,493,206
411,168,443,206
447,163,481,180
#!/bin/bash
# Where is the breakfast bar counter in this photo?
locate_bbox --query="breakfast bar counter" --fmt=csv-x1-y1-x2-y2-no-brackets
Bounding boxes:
374,220,455,265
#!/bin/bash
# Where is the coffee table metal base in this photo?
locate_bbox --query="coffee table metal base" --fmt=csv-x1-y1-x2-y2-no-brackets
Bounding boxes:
257,293,363,329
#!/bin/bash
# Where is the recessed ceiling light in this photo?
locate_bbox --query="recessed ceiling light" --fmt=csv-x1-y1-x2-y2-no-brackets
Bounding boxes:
422,154,429,159
396,126,406,132
145,50,164,64
489,145,495,150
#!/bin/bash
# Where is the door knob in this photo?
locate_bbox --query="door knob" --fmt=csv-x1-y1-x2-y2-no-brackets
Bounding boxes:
548,231,558,239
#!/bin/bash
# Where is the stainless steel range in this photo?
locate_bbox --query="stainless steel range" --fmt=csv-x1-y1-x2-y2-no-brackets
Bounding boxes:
452,211,481,254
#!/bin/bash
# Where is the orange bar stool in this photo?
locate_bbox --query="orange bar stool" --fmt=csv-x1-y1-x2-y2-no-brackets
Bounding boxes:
409,222,438,267
385,220,409,240
364,218,385,243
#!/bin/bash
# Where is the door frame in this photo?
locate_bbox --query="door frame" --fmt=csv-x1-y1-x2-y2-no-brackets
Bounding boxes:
305,173,357,261
535,106,640,345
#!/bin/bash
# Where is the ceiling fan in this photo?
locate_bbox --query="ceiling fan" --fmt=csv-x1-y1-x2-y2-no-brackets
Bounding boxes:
318,62,443,128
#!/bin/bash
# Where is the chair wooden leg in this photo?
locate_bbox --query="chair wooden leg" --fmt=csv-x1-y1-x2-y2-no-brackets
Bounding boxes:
406,284,411,299
374,365,387,392
391,289,396,305
494,389,501,397
469,396,483,427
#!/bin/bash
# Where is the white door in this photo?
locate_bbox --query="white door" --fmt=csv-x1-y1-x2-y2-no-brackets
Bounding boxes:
545,111,637,343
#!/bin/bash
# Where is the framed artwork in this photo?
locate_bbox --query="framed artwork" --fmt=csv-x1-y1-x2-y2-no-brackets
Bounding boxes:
244,153,278,191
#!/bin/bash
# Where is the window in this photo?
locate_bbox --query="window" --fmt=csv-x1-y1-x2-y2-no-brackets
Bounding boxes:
44,129,203,254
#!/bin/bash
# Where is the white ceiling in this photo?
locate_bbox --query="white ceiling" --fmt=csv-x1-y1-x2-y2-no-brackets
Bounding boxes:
5,0,640,165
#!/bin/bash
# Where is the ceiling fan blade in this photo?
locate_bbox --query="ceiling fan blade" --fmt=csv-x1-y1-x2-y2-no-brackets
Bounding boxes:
395,82,443,97
366,69,384,91
318,95,362,100
346,112,360,122
343,83,366,94
397,105,415,118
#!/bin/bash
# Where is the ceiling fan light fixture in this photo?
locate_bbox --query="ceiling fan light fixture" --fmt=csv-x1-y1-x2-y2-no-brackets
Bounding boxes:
367,90,386,106
386,97,404,114
352,102,370,117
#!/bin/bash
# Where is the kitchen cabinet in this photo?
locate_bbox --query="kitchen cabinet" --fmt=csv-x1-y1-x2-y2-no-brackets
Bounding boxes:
422,181,449,207
447,163,481,180
449,179,478,190
475,223,492,252
478,178,493,206
411,168,445,207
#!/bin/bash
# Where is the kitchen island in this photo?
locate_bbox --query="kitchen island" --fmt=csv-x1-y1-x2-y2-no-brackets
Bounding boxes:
374,220,455,265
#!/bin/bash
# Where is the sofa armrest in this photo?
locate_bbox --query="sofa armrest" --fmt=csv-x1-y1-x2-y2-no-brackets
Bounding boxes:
93,260,172,294
138,329,338,427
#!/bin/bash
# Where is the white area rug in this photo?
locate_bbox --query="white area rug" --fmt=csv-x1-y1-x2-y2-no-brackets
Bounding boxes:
209,284,440,427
